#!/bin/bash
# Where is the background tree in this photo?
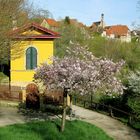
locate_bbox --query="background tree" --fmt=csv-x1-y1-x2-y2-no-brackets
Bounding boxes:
0,0,31,79
34,45,124,132
0,0,31,67
64,16,70,25
127,71,140,118
29,8,51,23
55,19,140,71
0,0,51,74
54,17,90,58
88,36,140,70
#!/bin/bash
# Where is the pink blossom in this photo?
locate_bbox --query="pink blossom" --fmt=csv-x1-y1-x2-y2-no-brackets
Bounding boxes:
34,45,125,96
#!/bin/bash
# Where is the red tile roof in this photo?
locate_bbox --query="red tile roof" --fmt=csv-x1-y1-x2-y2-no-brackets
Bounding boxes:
45,18,86,28
78,22,85,27
10,22,60,39
69,19,77,24
89,21,101,29
69,19,86,28
105,25,129,36
45,19,59,27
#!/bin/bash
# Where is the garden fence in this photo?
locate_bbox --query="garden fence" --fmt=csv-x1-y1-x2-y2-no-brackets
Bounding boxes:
72,96,140,127
0,83,22,101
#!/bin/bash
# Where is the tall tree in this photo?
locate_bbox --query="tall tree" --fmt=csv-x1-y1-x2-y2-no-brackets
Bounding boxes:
29,8,51,23
0,0,51,66
87,36,140,70
54,20,90,57
34,45,125,132
0,0,29,65
127,71,140,118
64,16,70,25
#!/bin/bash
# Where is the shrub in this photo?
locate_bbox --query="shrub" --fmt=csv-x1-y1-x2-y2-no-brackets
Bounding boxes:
26,83,40,110
127,71,140,118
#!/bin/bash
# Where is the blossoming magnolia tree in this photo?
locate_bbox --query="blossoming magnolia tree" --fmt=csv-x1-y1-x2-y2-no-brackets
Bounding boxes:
34,45,125,132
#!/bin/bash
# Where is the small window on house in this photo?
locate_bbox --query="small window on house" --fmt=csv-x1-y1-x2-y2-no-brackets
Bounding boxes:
26,47,37,70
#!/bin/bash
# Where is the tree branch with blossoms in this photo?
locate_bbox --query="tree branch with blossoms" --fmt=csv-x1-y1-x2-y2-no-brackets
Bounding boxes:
35,45,125,95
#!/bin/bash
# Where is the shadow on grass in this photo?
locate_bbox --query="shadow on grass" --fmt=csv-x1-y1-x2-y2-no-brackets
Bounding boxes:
51,119,61,132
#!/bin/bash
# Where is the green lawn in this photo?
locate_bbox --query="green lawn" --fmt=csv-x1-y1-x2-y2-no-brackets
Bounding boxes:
0,120,113,140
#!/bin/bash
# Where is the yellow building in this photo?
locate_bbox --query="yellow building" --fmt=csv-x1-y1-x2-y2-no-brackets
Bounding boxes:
10,23,60,87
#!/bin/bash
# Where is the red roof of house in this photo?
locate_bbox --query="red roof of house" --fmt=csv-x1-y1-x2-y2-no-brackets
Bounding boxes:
89,21,101,29
69,19,86,28
10,22,60,39
105,25,129,36
45,19,59,27
78,22,85,27
69,19,77,24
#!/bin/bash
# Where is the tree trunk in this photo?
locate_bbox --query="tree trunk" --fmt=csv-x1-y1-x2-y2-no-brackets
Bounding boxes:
61,106,67,132
69,95,73,120
61,88,68,132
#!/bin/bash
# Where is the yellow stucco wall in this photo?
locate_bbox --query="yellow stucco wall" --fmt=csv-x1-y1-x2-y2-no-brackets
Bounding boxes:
22,30,43,35
11,39,53,84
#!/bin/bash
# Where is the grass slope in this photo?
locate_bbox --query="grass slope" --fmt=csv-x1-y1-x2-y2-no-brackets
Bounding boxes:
0,120,113,140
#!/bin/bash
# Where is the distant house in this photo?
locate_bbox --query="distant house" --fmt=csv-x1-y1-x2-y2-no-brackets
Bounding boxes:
41,18,87,30
69,19,85,27
69,19,87,30
131,30,140,42
89,13,106,32
102,25,131,42
131,30,140,36
41,18,59,31
67,18,90,39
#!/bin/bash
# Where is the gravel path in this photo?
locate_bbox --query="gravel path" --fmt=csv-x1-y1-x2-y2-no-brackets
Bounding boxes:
72,105,140,140
0,106,26,127
0,106,54,127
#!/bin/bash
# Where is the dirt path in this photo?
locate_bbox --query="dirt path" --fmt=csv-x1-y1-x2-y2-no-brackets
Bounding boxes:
0,102,56,127
72,105,140,140
0,106,26,127
0,105,52,127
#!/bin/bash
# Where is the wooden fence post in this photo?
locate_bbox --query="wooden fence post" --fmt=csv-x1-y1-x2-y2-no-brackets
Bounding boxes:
109,105,114,117
90,95,93,107
74,96,77,105
128,116,132,125
84,101,86,108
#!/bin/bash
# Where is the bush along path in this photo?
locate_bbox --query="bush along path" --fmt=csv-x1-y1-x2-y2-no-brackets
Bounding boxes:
72,105,140,140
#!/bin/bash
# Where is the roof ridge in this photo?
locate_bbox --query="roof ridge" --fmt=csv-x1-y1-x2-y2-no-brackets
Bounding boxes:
9,22,60,39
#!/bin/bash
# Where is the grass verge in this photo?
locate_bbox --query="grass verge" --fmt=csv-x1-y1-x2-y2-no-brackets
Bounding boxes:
0,120,113,140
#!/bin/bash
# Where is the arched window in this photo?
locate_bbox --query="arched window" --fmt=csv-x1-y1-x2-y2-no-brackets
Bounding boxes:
26,47,37,70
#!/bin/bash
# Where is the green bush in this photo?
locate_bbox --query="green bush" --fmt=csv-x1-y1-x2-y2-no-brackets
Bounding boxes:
0,72,8,83
40,104,70,115
127,71,140,118
88,37,140,70
19,96,69,116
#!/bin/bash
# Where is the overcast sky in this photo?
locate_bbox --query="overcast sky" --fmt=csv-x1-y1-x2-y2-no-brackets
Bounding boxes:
31,0,140,29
